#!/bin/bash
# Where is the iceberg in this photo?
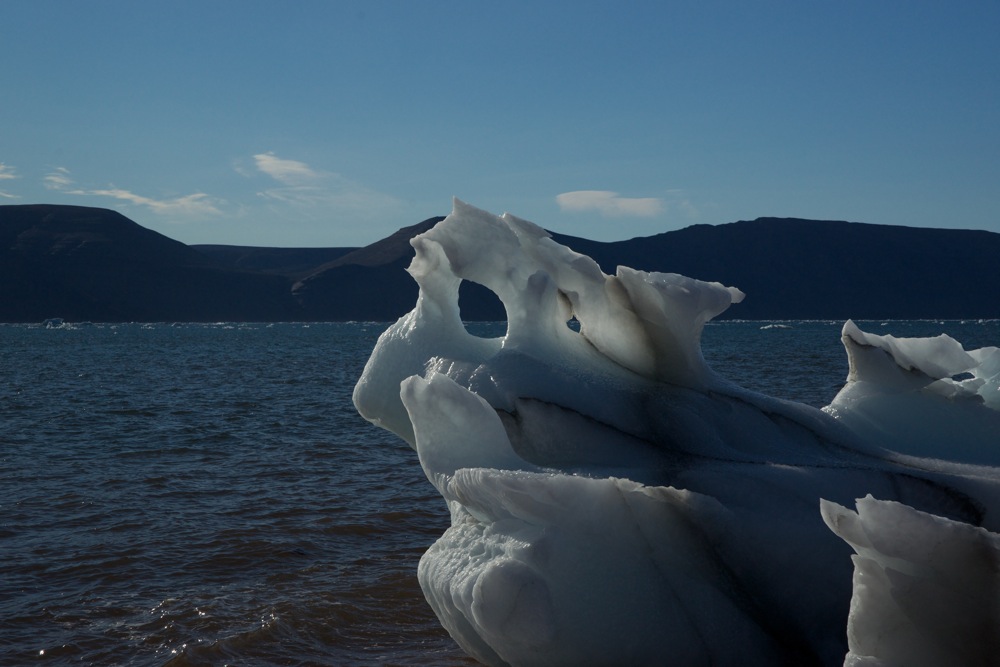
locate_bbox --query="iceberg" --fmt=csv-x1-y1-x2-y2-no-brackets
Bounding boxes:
353,200,1000,666
824,320,1000,466
822,496,1000,667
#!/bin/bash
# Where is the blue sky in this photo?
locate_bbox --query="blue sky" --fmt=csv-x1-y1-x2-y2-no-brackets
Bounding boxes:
1,1,997,247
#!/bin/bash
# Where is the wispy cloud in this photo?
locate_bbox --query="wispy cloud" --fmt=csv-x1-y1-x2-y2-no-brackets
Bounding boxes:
44,167,223,218
43,166,74,191
247,151,403,216
0,162,20,198
556,190,664,217
80,189,222,216
253,152,323,185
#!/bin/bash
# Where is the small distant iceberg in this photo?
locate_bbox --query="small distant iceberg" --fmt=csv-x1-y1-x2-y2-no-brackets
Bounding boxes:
760,323,792,330
41,317,64,328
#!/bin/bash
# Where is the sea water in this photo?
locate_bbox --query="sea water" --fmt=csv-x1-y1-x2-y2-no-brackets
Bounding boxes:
2,319,996,666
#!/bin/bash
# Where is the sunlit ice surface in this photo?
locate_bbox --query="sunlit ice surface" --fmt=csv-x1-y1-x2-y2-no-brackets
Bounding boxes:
354,200,1000,667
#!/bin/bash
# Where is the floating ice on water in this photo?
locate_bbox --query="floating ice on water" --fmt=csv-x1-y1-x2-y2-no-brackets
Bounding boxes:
353,200,1000,666
825,320,1000,466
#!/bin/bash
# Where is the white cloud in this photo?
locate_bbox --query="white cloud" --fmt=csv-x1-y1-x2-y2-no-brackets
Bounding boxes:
246,151,403,217
0,162,20,198
253,152,323,185
44,167,222,218
556,190,664,217
44,167,74,190
83,189,222,216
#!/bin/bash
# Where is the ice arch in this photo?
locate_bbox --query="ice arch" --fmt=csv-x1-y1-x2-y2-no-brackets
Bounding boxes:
354,200,1000,667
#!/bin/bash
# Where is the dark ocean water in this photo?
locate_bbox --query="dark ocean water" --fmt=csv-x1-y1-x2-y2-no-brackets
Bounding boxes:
2,319,996,666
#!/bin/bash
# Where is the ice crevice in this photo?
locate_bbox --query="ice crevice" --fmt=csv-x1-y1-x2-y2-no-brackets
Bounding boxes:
354,199,1000,666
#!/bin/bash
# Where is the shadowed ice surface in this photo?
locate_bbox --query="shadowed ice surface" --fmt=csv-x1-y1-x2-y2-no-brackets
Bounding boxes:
354,201,1000,667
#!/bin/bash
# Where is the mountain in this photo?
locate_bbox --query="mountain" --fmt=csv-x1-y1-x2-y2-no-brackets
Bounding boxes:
191,244,354,279
0,205,295,322
2,204,999,323
288,217,442,321
283,216,506,320
550,218,1000,320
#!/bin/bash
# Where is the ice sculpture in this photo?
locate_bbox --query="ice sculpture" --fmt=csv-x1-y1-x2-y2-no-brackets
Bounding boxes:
825,320,1000,466
354,200,1000,666
822,496,1000,667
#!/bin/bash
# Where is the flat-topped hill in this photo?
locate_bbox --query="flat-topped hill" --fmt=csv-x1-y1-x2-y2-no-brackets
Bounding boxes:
2,204,998,322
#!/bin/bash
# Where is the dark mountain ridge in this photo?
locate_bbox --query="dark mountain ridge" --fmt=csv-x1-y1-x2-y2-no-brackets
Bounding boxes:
0,205,294,322
191,245,354,279
551,218,1000,319
2,204,998,323
289,216,446,320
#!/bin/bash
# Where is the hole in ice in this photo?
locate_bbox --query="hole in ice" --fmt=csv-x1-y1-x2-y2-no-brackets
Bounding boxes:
952,372,975,382
566,316,581,332
457,281,506,322
457,280,507,338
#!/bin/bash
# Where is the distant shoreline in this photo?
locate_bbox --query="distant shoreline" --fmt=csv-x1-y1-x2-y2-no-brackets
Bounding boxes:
3,204,999,323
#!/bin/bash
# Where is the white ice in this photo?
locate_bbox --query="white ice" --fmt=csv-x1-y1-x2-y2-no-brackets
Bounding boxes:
353,200,1000,667
825,320,1000,466
822,496,1000,667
